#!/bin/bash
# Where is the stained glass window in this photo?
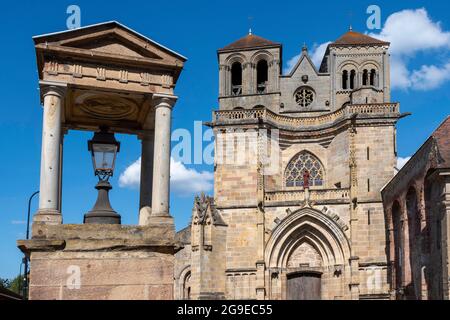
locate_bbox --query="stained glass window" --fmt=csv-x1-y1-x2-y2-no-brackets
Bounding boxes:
285,151,324,187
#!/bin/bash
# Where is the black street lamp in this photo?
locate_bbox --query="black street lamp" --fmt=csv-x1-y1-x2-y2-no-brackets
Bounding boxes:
83,127,121,224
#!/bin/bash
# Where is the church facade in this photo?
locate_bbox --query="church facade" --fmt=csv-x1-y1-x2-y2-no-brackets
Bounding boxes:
175,29,403,300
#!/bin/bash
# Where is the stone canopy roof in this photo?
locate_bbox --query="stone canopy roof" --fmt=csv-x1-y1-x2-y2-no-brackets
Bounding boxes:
33,21,187,61
330,30,390,47
218,33,281,52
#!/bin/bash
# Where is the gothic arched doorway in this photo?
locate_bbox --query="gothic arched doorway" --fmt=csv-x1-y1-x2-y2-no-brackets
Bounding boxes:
265,207,351,300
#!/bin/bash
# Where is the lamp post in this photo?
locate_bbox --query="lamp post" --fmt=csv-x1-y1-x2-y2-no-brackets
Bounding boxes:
22,190,39,299
83,127,121,224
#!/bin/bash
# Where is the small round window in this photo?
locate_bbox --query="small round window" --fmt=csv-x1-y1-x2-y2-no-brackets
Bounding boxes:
295,88,314,107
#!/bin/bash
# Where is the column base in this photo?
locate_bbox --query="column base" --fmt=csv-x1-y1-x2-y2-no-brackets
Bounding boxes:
33,209,62,225
147,215,174,227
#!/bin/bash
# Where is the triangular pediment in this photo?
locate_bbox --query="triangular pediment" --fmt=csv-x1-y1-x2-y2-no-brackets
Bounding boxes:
288,51,319,77
34,21,186,66
62,32,163,60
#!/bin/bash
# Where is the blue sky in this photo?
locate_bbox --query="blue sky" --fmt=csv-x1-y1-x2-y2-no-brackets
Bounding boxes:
1,0,449,279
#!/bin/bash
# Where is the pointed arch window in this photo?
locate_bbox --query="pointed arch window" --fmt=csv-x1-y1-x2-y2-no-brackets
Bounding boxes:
231,62,242,96
285,151,324,187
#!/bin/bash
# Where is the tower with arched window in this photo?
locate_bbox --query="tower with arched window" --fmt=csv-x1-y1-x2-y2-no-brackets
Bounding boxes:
217,31,281,111
319,28,391,108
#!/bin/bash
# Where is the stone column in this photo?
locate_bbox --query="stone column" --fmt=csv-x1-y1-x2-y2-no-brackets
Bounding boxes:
243,62,253,95
58,133,65,212
150,94,177,225
219,65,226,97
139,131,154,225
34,82,66,224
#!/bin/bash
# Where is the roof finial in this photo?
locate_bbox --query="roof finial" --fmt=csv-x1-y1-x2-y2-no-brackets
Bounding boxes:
247,16,254,36
302,42,308,52
349,24,353,31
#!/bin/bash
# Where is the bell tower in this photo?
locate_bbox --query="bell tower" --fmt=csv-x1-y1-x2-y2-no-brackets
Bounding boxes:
320,28,391,110
217,31,282,112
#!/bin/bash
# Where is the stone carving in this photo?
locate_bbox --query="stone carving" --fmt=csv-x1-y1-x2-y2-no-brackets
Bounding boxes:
119,70,128,83
46,61,59,75
140,72,151,85
73,64,83,78
161,74,173,88
192,193,226,226
349,126,358,188
76,94,139,120
96,67,106,81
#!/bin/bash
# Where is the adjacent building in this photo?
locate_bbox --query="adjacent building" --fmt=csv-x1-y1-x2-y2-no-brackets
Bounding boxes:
382,116,450,300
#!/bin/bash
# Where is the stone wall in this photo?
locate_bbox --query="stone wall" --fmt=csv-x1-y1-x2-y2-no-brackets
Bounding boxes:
19,224,175,300
28,251,173,300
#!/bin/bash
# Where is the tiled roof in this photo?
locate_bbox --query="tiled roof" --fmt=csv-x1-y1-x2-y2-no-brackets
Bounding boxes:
218,34,280,52
330,30,389,47
432,116,450,168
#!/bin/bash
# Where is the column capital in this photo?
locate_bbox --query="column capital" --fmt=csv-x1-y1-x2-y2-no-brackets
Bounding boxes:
39,80,67,99
152,93,178,109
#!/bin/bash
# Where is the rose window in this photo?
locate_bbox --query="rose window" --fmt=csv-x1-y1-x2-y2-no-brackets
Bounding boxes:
295,88,314,107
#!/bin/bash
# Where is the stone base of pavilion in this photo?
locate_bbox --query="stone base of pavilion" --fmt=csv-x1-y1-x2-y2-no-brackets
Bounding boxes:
18,223,175,300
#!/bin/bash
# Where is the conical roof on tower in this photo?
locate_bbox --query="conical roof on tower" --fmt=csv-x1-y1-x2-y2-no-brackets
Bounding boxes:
330,30,389,47
218,33,281,52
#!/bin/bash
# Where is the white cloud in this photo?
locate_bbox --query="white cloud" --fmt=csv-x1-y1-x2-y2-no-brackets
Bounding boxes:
310,42,332,69
119,157,214,196
170,159,214,196
397,157,411,169
284,54,301,74
390,56,412,90
118,158,141,188
369,8,450,90
284,8,450,91
284,42,331,74
410,62,450,90
370,8,450,56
